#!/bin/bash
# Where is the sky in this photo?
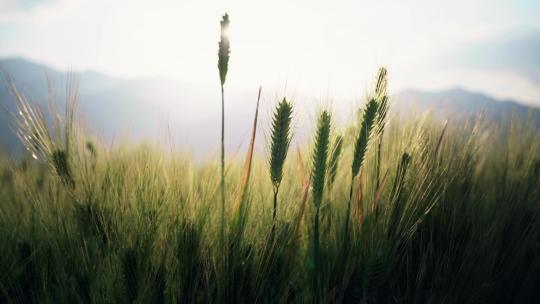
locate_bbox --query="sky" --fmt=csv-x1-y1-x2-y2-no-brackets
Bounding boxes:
1,0,539,105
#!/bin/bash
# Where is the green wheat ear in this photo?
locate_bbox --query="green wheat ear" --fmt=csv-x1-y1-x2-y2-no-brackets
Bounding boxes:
352,98,378,178
309,110,331,292
218,13,230,87
343,98,378,257
269,98,293,190
311,111,331,208
375,67,387,99
269,98,293,238
327,134,343,188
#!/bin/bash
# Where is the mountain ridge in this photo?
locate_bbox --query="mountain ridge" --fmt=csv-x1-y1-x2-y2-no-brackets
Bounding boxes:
1,57,539,157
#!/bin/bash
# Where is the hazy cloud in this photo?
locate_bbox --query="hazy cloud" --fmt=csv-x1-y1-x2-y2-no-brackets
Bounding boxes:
0,0,53,12
452,29,540,84
0,0,539,104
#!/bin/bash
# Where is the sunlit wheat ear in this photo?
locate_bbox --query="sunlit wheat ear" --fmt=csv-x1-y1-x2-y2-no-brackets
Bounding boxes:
375,67,387,99
375,67,388,135
218,13,230,87
311,111,331,209
374,67,389,190
327,134,343,189
269,98,293,191
269,98,293,234
435,120,449,156
10,81,53,160
351,98,378,178
9,76,78,189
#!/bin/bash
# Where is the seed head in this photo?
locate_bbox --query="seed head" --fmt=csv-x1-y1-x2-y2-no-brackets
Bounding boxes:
269,98,293,189
311,111,331,208
352,98,378,178
218,13,230,87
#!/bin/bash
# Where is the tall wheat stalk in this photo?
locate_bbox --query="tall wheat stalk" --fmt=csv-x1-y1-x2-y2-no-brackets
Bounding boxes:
217,12,230,257
269,98,293,239
217,13,230,301
312,111,331,208
345,98,378,238
310,110,331,292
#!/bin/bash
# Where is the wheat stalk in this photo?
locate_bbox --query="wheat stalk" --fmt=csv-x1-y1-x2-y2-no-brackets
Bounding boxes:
233,86,262,209
312,111,331,209
310,110,331,290
9,75,78,189
269,98,293,239
351,98,378,178
217,12,230,263
216,13,230,301
345,98,378,242
387,152,412,239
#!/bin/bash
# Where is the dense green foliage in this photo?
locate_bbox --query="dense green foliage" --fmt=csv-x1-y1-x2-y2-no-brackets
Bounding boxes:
1,97,539,302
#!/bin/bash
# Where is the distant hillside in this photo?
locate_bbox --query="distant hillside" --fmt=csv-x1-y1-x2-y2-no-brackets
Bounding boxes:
394,88,540,128
1,58,539,157
0,57,257,158
0,58,123,154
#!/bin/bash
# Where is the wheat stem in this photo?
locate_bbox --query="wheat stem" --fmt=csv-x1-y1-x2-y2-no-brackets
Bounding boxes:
220,84,226,253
